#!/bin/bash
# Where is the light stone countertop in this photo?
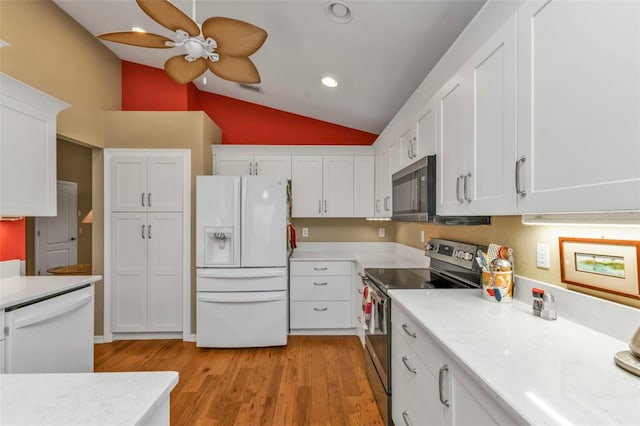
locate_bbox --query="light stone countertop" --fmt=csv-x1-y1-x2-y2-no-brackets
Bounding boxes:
0,275,102,309
289,242,429,270
0,371,178,425
390,289,640,426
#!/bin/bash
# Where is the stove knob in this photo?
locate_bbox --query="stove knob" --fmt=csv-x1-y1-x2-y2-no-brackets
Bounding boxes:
425,244,434,251
464,252,474,261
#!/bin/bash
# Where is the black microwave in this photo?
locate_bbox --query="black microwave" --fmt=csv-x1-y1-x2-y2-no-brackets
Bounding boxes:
391,155,436,222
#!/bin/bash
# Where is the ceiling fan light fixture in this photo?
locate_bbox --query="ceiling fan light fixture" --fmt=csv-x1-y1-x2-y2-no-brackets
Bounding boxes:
321,76,338,88
325,1,354,24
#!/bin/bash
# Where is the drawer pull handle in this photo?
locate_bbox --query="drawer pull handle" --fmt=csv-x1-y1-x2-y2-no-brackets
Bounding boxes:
402,323,416,338
357,288,364,294
439,364,450,407
401,356,417,374
313,307,328,312
313,267,328,271
313,282,328,286
402,410,412,426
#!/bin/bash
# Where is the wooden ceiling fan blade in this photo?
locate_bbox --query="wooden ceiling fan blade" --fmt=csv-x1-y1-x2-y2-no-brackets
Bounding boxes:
136,0,200,36
165,55,207,84
98,32,174,48
207,56,261,84
202,17,267,57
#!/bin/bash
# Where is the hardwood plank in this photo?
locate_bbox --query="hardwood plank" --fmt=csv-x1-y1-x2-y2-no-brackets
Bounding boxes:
95,336,383,425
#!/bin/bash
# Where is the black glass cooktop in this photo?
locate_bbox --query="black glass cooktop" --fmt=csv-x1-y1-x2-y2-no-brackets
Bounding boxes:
364,268,477,294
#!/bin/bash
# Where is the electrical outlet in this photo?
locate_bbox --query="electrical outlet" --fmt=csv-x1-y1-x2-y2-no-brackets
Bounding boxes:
378,228,385,238
302,227,309,238
536,243,550,269
420,230,425,242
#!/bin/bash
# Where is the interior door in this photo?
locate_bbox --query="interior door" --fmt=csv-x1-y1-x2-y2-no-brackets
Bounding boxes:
35,181,77,275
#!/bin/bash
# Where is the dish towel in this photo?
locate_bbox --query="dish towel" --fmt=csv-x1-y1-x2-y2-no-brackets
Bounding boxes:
362,285,371,329
288,224,297,249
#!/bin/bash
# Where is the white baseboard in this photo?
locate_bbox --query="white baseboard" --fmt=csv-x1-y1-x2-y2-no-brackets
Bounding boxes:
111,332,184,341
94,336,105,344
289,328,358,336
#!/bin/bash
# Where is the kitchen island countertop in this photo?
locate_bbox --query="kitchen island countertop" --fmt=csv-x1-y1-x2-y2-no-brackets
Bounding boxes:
0,371,178,425
0,274,102,309
390,289,640,426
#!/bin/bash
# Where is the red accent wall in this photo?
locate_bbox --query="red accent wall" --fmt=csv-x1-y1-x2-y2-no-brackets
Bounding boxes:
0,219,26,261
122,61,189,111
121,61,377,145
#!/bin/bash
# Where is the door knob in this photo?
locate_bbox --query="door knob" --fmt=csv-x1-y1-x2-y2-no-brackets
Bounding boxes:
70,237,77,241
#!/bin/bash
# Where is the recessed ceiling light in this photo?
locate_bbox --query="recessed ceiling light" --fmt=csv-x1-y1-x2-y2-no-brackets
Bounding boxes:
131,27,146,33
325,1,354,24
0,39,10,48
321,76,338,88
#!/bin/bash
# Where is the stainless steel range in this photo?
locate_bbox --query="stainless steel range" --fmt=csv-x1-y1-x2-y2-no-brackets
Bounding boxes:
361,238,484,425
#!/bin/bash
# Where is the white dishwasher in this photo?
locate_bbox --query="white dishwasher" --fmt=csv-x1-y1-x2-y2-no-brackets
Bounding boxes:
4,285,94,373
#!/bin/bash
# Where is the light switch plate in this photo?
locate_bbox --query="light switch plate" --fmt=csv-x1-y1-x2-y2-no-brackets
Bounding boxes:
536,243,550,269
420,230,425,242
378,228,385,237
302,227,309,238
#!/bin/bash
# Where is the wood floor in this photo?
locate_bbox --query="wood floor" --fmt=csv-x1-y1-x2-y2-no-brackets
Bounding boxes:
94,336,384,426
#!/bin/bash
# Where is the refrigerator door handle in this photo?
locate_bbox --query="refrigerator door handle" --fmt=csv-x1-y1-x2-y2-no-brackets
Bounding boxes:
197,292,285,303
197,269,286,279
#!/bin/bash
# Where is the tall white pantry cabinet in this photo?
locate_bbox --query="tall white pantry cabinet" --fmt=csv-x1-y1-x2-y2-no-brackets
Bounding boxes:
106,150,190,337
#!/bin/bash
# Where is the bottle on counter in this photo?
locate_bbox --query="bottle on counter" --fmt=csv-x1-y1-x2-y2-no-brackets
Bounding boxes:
541,293,557,321
532,287,544,316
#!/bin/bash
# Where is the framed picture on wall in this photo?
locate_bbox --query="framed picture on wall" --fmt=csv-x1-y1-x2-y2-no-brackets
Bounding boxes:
559,237,640,300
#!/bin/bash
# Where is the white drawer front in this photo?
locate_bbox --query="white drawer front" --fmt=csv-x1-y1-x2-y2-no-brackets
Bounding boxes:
290,301,351,329
392,326,444,426
290,276,351,301
290,261,351,276
392,301,443,377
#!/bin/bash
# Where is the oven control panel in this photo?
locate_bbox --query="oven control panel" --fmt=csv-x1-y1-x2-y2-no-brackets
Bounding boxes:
424,238,483,270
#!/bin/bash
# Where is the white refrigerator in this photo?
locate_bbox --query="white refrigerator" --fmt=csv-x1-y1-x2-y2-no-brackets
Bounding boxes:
195,175,288,347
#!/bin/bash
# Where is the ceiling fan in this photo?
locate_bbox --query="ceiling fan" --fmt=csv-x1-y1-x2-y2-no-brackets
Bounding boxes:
97,0,268,84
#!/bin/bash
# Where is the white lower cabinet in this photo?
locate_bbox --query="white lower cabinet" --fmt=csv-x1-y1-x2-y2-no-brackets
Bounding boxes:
289,261,352,330
111,212,183,332
392,302,517,426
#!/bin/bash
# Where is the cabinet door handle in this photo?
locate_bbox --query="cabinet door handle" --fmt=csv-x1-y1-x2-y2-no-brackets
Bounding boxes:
313,267,328,271
401,355,417,374
324,200,327,213
402,410,412,426
376,199,381,213
516,155,527,197
401,323,416,338
249,162,253,175
254,161,258,175
357,288,364,294
318,200,322,213
314,307,328,311
141,193,145,207
141,224,146,239
456,175,465,203
411,137,417,158
439,365,450,407
463,172,471,203
147,193,151,207
148,224,152,239
384,196,390,211
313,282,328,286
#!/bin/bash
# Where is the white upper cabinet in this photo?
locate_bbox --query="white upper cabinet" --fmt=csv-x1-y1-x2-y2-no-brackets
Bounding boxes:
437,15,517,216
291,156,323,217
292,156,355,217
323,156,354,217
375,148,392,217
436,72,468,216
0,73,69,217
516,0,640,213
415,99,436,161
215,153,292,179
354,156,375,218
111,155,183,212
